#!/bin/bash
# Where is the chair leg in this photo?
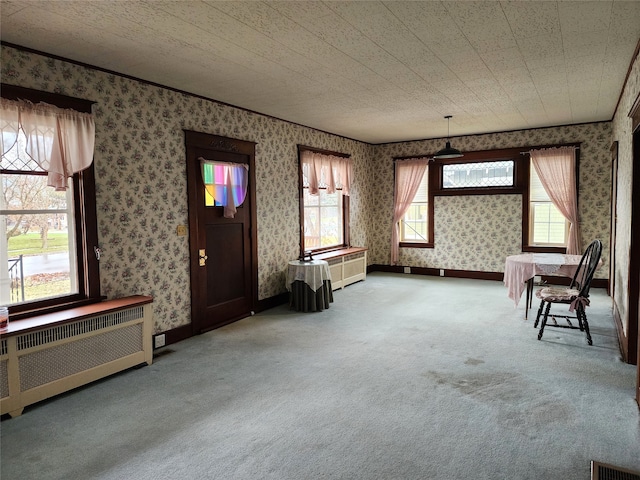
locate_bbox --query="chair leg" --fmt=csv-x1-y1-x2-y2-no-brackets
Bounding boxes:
579,306,593,345
538,302,551,340
534,300,545,328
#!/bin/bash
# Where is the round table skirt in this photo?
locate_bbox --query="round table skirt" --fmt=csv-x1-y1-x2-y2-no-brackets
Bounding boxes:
289,280,333,312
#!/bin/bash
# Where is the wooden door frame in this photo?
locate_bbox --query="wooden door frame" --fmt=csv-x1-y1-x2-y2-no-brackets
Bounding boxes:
609,141,618,298
184,131,258,335
628,94,640,406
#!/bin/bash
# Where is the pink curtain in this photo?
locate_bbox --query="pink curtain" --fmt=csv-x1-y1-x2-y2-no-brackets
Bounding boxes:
391,157,429,265
301,150,352,196
530,146,580,254
0,98,95,191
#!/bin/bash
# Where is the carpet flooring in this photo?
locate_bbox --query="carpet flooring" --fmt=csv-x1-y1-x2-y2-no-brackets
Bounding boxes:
1,273,639,480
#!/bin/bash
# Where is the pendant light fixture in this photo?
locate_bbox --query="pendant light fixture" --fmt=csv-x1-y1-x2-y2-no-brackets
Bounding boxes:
433,115,463,159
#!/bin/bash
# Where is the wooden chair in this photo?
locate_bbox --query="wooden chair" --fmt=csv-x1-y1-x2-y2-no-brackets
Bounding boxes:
533,240,602,345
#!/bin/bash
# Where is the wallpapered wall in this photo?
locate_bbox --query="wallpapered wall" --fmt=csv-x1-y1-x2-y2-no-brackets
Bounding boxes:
611,51,640,333
1,45,615,335
1,45,375,333
370,123,613,276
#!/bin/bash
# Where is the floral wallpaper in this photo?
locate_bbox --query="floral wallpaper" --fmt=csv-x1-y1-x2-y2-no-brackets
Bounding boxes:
0,45,374,333
611,52,640,334
371,122,613,279
1,44,617,335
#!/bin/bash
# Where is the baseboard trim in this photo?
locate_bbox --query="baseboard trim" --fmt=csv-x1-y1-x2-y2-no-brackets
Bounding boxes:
368,265,609,289
161,324,192,348
367,265,502,281
257,292,288,312
613,300,632,364
154,293,289,349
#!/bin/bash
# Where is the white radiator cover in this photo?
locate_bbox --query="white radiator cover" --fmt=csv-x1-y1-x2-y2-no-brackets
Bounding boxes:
0,299,153,417
326,250,367,290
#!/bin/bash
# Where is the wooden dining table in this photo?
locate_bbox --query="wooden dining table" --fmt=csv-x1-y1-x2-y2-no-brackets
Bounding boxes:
503,253,584,319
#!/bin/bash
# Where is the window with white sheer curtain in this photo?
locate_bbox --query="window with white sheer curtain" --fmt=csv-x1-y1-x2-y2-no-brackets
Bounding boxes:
299,148,351,252
0,87,99,314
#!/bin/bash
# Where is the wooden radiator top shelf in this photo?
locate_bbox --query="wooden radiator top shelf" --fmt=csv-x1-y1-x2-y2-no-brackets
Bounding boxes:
313,247,367,261
1,295,153,337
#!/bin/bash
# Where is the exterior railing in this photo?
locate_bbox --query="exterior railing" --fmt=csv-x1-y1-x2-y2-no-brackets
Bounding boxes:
8,255,25,303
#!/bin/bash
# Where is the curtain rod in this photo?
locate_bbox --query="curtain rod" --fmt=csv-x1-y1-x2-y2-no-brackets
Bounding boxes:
520,146,580,155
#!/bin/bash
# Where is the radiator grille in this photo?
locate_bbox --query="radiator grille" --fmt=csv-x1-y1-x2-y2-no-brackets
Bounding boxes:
327,258,342,266
345,252,365,262
592,461,640,480
0,359,8,399
19,324,143,391
345,259,365,278
1,338,7,356
16,307,144,351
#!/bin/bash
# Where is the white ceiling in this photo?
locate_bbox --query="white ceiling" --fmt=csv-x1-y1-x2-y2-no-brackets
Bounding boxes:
1,1,639,144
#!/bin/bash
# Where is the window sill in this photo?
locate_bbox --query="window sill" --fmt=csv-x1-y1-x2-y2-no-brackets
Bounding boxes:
522,245,567,254
7,296,106,323
313,246,367,261
2,295,152,336
399,242,434,249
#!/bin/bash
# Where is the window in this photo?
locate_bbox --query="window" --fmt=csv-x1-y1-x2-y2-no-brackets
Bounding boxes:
523,146,580,253
302,187,344,249
528,164,569,246
400,168,429,242
425,145,577,253
434,148,522,196
298,146,351,253
442,160,514,189
1,85,100,317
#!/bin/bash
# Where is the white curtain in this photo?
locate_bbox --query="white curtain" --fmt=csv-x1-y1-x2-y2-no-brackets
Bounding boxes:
529,146,580,254
391,157,429,265
301,150,352,196
0,98,95,190
199,158,249,219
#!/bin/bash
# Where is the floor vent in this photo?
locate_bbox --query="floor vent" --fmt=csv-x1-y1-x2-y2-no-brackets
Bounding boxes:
592,461,640,480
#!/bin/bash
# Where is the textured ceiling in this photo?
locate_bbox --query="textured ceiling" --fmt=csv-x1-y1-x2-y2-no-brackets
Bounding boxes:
1,1,639,144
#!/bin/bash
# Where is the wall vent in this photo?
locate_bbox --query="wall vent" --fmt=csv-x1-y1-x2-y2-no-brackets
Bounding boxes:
592,461,640,480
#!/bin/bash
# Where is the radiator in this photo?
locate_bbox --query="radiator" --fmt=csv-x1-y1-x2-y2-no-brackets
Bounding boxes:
326,250,367,290
591,461,640,480
0,297,153,417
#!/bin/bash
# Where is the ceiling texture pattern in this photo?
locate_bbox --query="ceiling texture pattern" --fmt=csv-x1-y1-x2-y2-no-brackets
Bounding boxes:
1,0,639,143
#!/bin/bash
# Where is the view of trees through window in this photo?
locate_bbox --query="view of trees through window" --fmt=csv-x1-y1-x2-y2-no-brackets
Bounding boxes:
1,122,79,307
529,164,568,246
1,172,77,306
303,187,343,250
401,171,428,242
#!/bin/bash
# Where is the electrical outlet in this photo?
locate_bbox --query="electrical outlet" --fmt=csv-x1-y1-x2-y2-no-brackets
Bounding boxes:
403,267,411,274
176,225,187,236
154,334,166,349
440,269,445,277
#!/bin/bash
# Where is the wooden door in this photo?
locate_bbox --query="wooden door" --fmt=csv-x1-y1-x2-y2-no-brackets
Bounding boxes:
185,131,257,333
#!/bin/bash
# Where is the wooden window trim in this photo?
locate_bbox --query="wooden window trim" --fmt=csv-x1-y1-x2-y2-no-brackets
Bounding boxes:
395,154,434,249
297,145,350,256
1,84,101,319
432,147,525,196
421,144,579,252
521,144,580,253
